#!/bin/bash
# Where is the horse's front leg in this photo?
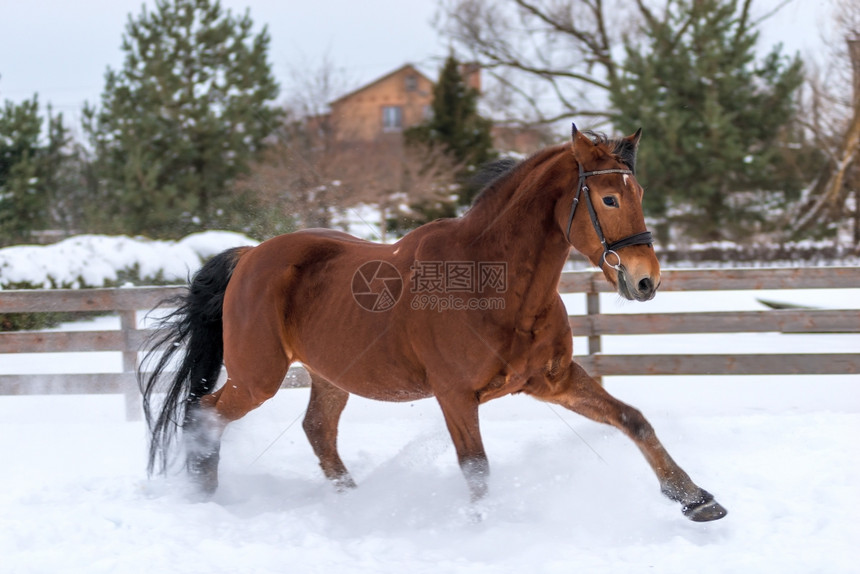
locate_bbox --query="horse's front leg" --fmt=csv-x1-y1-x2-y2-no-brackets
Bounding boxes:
524,361,727,522
435,388,489,503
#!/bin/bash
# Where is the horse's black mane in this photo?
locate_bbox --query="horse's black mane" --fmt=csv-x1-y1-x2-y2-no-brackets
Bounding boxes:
588,130,638,173
470,131,637,207
469,157,521,206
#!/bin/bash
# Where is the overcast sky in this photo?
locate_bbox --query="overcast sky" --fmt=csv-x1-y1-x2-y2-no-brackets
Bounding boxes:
0,0,836,128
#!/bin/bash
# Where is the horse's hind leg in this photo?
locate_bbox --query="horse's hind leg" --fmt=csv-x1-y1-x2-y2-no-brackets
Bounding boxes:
186,356,290,495
184,398,227,496
302,372,356,490
525,362,727,522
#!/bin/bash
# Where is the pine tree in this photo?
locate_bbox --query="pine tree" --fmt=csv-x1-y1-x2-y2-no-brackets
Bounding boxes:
610,0,804,242
405,55,496,206
82,0,280,237
0,96,73,245
0,97,41,243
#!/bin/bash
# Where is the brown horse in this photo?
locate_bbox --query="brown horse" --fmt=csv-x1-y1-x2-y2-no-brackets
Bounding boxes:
140,125,726,522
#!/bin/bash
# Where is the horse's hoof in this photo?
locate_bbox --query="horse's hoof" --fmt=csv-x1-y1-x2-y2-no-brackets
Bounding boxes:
460,501,488,524
187,470,218,499
682,497,727,522
187,452,220,498
333,474,357,492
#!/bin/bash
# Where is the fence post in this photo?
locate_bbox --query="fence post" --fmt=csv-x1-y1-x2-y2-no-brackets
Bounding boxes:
119,310,141,421
586,283,603,386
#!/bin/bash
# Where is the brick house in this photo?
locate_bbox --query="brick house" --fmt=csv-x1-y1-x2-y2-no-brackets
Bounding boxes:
322,62,549,153
328,64,435,142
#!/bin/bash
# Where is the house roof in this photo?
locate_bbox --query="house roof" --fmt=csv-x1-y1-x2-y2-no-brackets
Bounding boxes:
329,63,434,107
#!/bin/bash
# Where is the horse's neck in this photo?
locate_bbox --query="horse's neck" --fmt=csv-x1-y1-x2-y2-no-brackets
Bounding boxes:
462,148,569,258
458,149,572,321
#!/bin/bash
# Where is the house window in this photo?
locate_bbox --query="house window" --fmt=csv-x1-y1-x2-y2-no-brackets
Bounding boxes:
382,106,403,131
405,75,418,91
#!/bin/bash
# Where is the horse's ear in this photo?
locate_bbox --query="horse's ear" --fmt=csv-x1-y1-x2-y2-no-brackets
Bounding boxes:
570,123,595,159
616,128,642,172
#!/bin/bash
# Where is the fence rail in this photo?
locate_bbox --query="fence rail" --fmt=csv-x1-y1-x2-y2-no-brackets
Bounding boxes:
0,286,184,420
1,268,858,420
565,266,860,381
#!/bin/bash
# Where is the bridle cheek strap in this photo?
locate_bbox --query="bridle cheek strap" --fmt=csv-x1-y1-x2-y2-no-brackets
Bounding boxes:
565,164,653,270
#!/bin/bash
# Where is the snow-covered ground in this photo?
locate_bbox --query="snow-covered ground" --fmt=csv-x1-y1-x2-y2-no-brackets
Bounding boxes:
1,278,859,573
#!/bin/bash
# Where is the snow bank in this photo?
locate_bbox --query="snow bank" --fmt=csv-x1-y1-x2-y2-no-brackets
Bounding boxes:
0,231,258,289
176,231,258,261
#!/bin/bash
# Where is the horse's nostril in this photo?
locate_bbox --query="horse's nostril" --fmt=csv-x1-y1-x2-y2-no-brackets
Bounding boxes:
637,277,653,293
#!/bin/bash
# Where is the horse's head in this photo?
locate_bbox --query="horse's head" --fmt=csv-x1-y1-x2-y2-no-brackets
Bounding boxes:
560,124,660,301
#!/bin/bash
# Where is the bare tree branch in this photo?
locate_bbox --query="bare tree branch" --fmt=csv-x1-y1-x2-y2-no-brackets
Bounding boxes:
634,0,659,31
787,0,860,244
483,70,609,126
751,0,796,27
438,0,624,121
735,0,753,45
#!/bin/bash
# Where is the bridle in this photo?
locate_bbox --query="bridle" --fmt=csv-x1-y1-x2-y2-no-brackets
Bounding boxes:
565,161,653,270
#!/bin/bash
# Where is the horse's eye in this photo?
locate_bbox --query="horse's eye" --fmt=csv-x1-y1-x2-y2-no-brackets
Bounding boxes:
602,196,619,208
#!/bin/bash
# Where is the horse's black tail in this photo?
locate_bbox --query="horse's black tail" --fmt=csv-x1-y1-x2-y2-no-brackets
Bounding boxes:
138,246,249,476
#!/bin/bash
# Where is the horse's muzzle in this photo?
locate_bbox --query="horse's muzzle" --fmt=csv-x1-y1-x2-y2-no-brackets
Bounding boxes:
617,268,660,302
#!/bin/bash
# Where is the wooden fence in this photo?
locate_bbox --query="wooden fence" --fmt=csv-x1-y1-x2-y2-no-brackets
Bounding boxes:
1,267,858,420
0,288,178,421
560,267,860,380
